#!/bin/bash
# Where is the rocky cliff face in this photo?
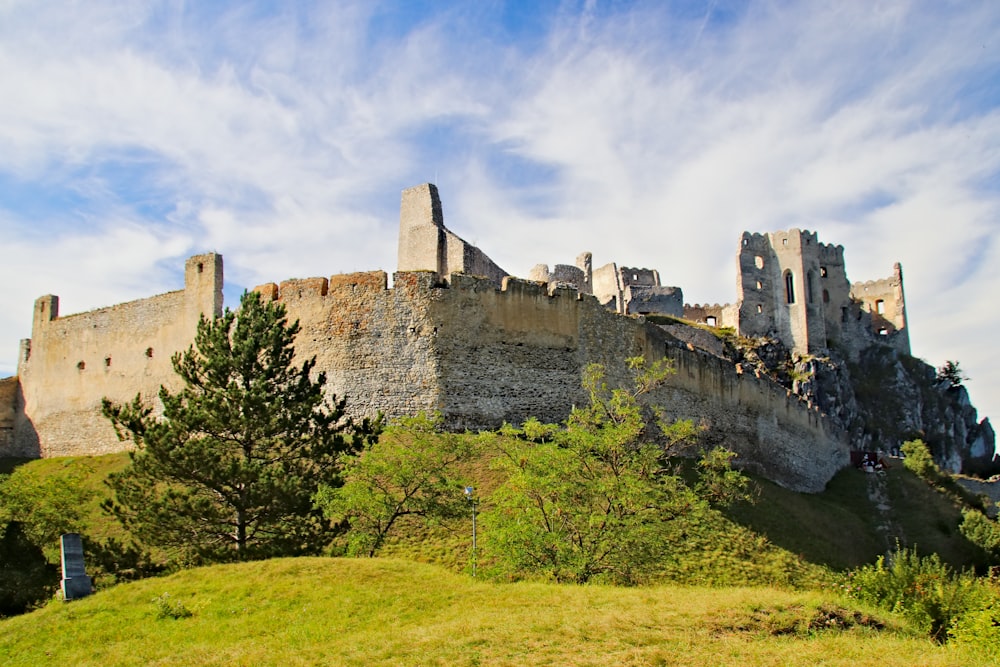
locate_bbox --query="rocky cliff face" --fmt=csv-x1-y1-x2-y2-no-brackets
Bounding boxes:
660,320,997,477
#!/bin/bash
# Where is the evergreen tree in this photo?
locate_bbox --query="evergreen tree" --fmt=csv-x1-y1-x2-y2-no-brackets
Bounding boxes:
103,290,379,564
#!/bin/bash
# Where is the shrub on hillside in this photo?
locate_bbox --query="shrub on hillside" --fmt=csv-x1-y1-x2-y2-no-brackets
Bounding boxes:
843,546,988,642
948,596,1000,659
900,439,941,484
959,508,1000,565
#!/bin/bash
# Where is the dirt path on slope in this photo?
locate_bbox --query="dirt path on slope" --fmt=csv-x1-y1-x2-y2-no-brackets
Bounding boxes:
865,470,905,555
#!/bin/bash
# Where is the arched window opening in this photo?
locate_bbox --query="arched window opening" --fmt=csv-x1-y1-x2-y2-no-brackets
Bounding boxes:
754,256,764,269
756,280,763,290
784,271,795,304
820,266,828,278
756,304,763,314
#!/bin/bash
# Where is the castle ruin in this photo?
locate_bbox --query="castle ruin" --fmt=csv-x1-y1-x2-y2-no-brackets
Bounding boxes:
2,183,924,492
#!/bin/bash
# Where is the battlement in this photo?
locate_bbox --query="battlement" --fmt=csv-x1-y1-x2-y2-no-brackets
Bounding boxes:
817,242,846,261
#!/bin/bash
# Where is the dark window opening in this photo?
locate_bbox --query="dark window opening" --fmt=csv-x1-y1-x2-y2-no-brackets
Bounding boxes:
197,262,204,273
145,347,154,358
841,306,848,323
77,361,85,371
105,356,112,368
785,271,795,304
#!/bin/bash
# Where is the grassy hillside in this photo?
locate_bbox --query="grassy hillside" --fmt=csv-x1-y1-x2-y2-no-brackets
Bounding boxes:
0,557,988,666
1,445,990,583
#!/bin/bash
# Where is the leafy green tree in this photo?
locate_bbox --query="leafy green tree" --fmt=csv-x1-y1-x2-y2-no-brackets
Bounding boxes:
484,357,744,585
0,468,92,559
103,290,379,564
315,413,477,557
900,438,941,484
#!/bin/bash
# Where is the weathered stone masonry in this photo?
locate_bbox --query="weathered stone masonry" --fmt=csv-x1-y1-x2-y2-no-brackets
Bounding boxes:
4,183,855,491
12,255,222,457
253,266,846,492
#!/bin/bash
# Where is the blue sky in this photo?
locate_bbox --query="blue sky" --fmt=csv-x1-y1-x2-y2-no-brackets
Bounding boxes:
2,0,999,433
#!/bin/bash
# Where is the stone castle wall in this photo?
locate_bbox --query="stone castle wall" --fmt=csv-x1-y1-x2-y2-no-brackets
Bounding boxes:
851,264,909,355
10,255,223,457
259,267,847,491
2,183,858,491
0,376,17,456
253,270,443,423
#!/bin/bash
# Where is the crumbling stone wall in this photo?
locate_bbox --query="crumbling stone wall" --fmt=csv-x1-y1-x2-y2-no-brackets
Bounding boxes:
0,376,17,456
850,264,909,356
14,254,223,457
253,270,443,423
733,229,909,359
652,344,847,492
397,183,508,287
682,303,738,329
5,184,856,492
533,253,684,318
248,263,848,492
736,230,830,355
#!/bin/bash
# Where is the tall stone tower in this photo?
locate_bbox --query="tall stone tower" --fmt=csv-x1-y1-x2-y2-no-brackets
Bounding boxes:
397,183,509,286
734,229,909,358
736,230,834,355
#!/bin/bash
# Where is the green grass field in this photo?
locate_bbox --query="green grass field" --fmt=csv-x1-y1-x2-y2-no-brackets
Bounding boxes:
1,444,994,664
0,557,989,666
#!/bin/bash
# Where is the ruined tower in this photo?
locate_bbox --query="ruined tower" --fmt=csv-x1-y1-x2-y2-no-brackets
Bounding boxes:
733,229,909,358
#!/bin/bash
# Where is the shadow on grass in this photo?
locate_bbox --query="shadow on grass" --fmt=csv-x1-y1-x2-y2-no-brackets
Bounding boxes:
723,465,990,572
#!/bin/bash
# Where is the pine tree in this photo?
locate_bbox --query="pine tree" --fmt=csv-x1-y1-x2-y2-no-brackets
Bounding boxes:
103,290,379,564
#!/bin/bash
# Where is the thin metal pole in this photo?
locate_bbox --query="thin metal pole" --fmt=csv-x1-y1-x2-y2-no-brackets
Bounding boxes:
470,498,478,578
